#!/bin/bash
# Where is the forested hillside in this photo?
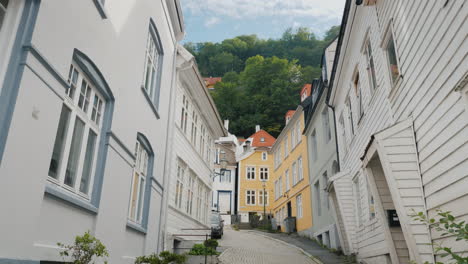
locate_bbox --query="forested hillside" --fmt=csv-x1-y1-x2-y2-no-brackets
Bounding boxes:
184,26,339,138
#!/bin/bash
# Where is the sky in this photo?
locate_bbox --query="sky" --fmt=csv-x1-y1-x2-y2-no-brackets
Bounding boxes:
181,0,346,43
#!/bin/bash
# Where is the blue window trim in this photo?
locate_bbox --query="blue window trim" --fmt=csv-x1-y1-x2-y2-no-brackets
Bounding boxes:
44,184,98,214
142,19,164,114
92,0,107,19
126,132,154,233
0,0,40,167
141,86,160,119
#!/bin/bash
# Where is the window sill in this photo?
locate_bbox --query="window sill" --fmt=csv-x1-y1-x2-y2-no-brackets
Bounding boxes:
141,86,160,119
92,0,108,19
44,183,98,214
126,221,147,234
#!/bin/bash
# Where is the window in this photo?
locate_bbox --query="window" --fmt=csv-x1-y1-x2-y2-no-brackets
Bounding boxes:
175,162,185,209
204,189,210,223
314,181,321,216
48,64,104,197
260,167,269,180
246,190,256,205
292,162,297,186
220,170,231,183
191,111,198,146
385,29,400,86
262,152,267,161
260,137,265,142
258,190,269,206
296,194,303,219
346,96,354,135
365,39,377,91
199,125,205,156
246,166,255,180
296,123,301,144
196,181,203,220
180,95,189,133
142,22,163,109
353,72,363,120
353,175,362,226
311,130,318,161
279,176,283,195
322,108,331,142
285,169,290,191
338,114,347,154
322,171,329,209
0,0,9,32
284,136,289,157
128,140,151,224
297,157,303,181
186,173,195,215
291,127,296,147
275,180,279,200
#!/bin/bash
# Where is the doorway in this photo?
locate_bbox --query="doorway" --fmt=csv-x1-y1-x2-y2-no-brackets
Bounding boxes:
287,201,292,217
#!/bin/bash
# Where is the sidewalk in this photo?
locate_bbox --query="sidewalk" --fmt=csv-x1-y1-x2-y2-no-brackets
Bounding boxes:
249,230,350,264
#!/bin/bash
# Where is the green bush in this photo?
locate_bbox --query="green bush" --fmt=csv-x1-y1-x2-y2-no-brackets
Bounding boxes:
249,214,261,228
135,251,186,264
188,244,218,256
204,239,218,249
57,231,109,264
412,210,468,264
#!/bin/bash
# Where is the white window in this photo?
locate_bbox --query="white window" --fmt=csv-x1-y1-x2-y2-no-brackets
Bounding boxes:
142,24,163,108
338,114,348,154
260,137,265,142
196,182,203,220
246,190,256,205
275,180,279,200
246,166,255,180
296,194,303,219
292,162,297,185
385,27,400,86
220,170,231,183
48,64,104,197
205,189,210,223
297,157,303,181
322,171,329,209
180,95,189,133
311,129,318,161
128,141,149,224
291,127,296,147
0,0,9,31
284,136,289,157
260,167,269,180
199,125,205,156
296,123,301,145
258,190,269,206
191,111,198,146
314,181,321,216
279,176,283,195
175,162,185,209
322,108,331,142
346,96,354,135
186,172,195,215
353,175,362,226
262,151,267,161
365,39,377,91
285,169,290,191
353,71,363,120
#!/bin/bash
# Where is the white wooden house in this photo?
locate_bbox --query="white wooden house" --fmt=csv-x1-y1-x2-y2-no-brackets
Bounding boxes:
0,0,184,263
327,0,468,263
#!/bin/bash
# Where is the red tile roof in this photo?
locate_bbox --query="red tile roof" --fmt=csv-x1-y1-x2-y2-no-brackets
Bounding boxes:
300,83,312,101
248,129,276,147
203,77,222,87
285,110,296,120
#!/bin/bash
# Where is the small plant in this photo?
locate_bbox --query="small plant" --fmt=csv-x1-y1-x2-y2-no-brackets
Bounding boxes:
249,214,261,228
232,224,240,231
135,251,186,264
188,244,219,256
204,239,218,250
57,231,109,264
412,210,468,264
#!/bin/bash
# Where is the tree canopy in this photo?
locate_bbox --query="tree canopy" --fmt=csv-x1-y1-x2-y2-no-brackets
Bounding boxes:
185,26,339,138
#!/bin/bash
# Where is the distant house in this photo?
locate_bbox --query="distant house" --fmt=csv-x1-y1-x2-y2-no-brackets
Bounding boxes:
203,77,222,90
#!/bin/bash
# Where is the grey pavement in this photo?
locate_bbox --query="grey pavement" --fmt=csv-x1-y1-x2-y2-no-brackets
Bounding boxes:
218,227,317,264
250,230,346,264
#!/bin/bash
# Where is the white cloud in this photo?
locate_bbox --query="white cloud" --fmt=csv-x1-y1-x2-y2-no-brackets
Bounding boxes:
204,17,221,27
182,0,344,20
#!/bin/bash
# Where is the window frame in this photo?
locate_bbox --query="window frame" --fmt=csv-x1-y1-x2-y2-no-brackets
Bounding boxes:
285,169,290,191
292,162,297,186
141,20,164,115
261,151,267,161
364,37,378,92
322,107,331,142
296,194,303,219
258,190,269,206
382,21,402,89
246,190,256,206
352,174,362,227
260,167,269,180
246,166,256,180
297,157,303,181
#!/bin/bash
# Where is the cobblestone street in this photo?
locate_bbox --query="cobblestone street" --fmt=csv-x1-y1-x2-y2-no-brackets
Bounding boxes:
218,228,317,264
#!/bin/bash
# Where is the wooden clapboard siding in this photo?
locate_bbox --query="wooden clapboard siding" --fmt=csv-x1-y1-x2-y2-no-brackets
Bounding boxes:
332,175,356,253
330,189,351,254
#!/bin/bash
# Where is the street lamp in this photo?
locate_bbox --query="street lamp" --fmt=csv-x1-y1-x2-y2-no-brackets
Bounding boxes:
212,151,228,181
261,178,267,228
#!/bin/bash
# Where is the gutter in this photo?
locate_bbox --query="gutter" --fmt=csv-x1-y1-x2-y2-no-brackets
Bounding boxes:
325,91,341,172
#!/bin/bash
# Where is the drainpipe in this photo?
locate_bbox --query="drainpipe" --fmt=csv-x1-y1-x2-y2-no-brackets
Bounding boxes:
325,91,340,173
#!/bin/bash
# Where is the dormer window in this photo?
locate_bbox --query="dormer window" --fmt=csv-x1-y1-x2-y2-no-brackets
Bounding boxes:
260,137,265,142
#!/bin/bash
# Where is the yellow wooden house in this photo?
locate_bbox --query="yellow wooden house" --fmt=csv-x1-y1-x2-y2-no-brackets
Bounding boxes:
237,126,276,223
271,106,312,234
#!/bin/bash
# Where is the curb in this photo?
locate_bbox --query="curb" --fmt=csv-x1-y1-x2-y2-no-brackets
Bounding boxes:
248,230,323,264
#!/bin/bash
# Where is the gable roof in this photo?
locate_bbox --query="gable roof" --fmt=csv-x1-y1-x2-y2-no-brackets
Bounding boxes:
248,129,276,147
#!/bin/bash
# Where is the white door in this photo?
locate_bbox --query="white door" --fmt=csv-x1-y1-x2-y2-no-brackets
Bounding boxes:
218,192,231,214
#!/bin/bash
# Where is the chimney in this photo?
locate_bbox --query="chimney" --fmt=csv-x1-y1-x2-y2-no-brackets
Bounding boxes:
224,120,229,131
255,125,260,132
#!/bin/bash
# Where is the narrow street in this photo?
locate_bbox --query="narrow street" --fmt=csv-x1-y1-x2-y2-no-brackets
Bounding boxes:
217,228,317,264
